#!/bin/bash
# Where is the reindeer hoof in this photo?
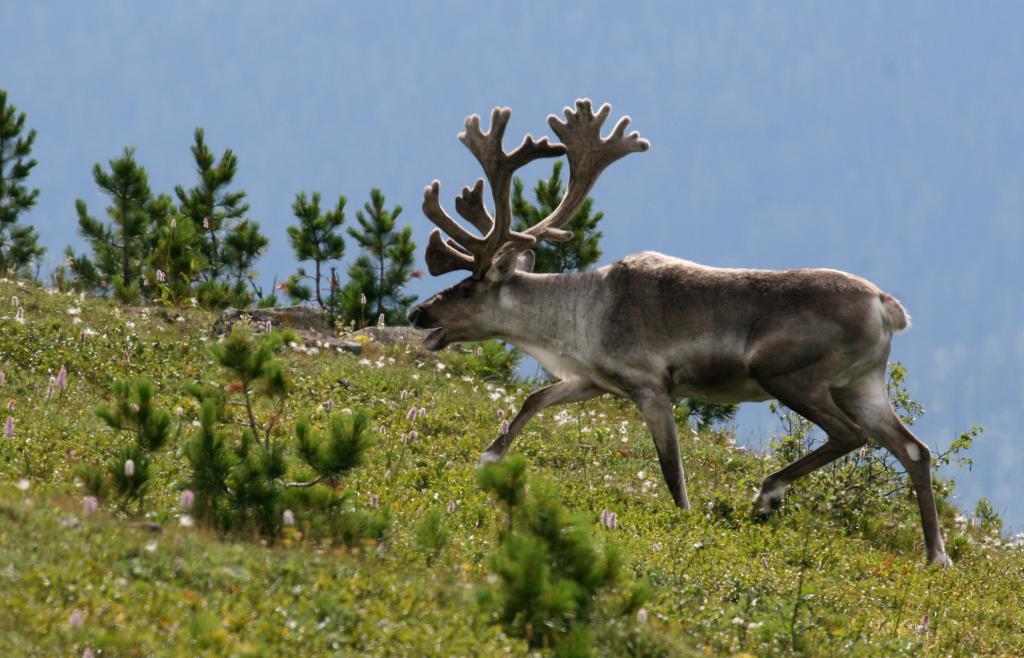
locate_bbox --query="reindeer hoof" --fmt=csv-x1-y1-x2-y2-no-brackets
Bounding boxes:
929,553,954,569
752,484,786,517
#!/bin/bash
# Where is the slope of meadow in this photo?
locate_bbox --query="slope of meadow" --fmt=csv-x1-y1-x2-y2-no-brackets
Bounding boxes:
0,278,1022,657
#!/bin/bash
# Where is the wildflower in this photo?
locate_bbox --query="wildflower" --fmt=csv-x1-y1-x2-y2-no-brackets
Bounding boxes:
4,416,13,437
377,313,385,327
476,345,483,357
406,406,417,421
500,420,509,435
69,608,85,628
143,277,149,287
325,399,335,411
16,478,29,491
418,407,427,419
359,292,367,305
179,489,195,511
130,403,140,413
6,400,13,412
600,509,618,530
179,515,194,528
282,509,296,526
400,389,410,401
170,218,177,229
57,365,68,391
915,613,930,634
156,269,166,283
497,408,504,419
446,500,457,513
46,375,57,399
82,496,99,514
15,306,24,322
406,430,419,443
83,648,95,658
0,371,4,386
203,216,210,229
369,494,380,509
445,459,454,469
10,295,18,307
265,319,272,333
636,608,649,624
124,459,135,478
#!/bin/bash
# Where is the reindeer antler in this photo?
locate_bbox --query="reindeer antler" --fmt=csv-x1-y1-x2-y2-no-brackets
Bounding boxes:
523,100,650,243
423,100,648,277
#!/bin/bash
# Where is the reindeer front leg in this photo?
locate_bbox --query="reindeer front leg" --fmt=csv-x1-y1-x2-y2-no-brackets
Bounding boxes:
636,392,691,509
478,379,600,465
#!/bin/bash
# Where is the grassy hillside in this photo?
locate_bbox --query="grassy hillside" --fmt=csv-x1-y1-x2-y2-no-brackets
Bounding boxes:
1,278,1022,657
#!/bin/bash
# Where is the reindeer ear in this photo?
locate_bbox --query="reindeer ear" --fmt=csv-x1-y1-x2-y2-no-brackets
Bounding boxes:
486,250,521,283
516,250,535,273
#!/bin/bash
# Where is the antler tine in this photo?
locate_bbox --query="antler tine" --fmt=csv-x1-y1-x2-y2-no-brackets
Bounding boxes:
424,228,475,276
421,180,487,251
524,99,650,243
454,179,493,235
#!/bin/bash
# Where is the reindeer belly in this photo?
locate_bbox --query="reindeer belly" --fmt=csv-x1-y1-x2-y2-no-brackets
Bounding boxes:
668,350,773,404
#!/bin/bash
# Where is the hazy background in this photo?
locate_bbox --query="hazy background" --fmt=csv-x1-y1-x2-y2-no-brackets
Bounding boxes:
2,1,1020,528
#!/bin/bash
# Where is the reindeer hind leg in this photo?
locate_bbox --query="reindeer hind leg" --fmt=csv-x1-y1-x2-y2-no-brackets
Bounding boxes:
753,370,870,514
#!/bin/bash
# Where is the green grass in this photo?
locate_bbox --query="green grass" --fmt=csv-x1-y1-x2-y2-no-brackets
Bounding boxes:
1,278,1022,656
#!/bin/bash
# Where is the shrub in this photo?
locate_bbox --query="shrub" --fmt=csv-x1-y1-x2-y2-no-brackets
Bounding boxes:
476,456,662,656
78,379,173,513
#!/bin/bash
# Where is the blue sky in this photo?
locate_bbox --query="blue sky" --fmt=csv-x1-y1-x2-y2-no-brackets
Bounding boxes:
2,1,1021,527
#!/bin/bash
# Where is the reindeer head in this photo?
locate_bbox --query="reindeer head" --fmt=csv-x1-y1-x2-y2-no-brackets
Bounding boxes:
408,99,649,350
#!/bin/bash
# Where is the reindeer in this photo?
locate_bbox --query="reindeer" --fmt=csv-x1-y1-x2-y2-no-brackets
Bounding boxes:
407,100,950,566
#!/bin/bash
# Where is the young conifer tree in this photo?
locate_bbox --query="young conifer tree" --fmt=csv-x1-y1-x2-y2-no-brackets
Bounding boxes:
284,191,346,309
175,128,266,307
512,161,604,273
69,148,168,303
0,90,45,277
149,210,206,305
339,189,416,325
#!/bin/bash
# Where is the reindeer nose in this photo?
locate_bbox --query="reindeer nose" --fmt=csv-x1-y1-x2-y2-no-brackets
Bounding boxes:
407,306,422,326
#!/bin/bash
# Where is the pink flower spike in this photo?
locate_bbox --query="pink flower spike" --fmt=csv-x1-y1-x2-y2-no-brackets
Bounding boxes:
369,494,380,509
636,608,649,623
0,371,5,386
69,608,85,628
500,420,509,435
417,407,427,419
325,399,335,411
406,406,417,421
4,416,13,438
179,489,195,511
82,496,99,514
446,500,457,513
282,509,295,526
57,365,68,390
124,459,135,478
83,648,95,658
